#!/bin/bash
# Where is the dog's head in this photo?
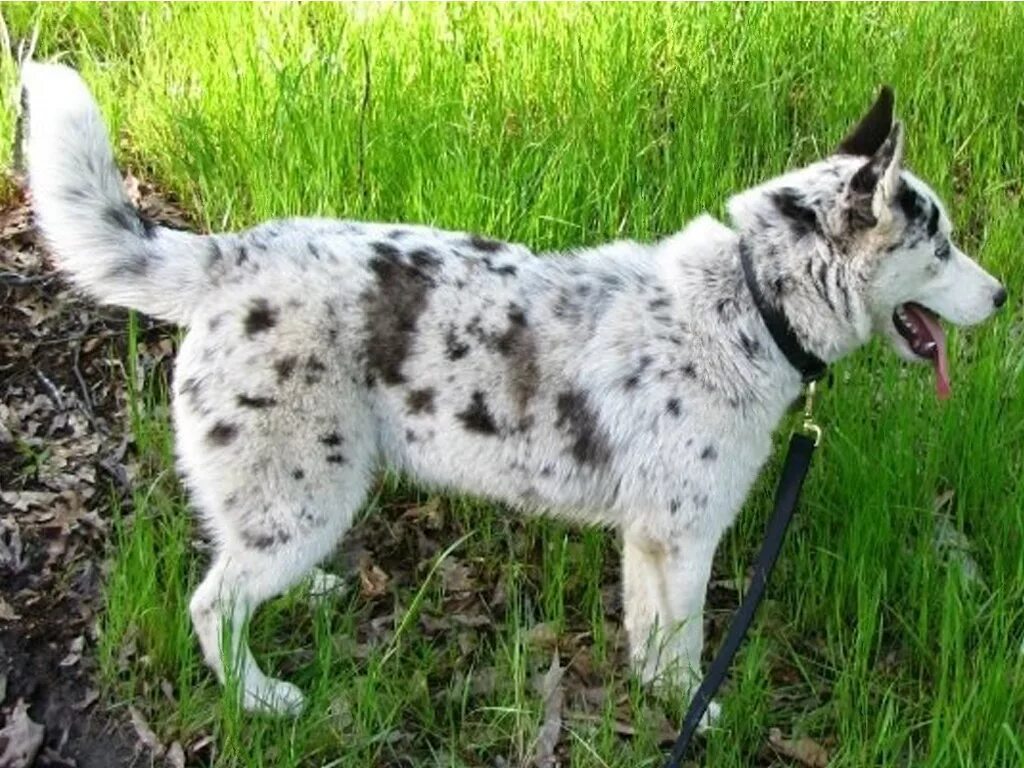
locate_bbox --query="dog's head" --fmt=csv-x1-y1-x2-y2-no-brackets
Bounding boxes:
727,88,1006,399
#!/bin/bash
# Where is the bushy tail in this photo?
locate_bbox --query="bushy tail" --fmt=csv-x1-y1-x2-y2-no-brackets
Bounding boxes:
20,62,215,325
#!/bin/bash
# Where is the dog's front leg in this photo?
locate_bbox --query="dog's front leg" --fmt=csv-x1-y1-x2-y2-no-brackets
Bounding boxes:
623,528,721,725
659,532,718,687
622,530,670,684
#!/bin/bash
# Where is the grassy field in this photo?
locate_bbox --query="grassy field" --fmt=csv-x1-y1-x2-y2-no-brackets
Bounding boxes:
4,3,1024,766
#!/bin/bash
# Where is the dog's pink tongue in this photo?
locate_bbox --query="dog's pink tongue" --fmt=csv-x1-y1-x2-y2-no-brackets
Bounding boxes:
906,304,950,400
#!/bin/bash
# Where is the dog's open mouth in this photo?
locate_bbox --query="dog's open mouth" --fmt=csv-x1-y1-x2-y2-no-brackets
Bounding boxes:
893,302,950,400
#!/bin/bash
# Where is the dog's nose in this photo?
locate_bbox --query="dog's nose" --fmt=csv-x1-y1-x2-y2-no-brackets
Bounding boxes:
993,286,1008,309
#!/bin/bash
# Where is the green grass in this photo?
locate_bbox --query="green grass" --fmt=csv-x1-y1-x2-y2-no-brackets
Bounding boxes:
5,3,1024,766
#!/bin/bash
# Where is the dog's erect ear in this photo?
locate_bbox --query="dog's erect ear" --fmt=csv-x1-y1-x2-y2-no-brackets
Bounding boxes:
846,122,905,228
837,86,895,157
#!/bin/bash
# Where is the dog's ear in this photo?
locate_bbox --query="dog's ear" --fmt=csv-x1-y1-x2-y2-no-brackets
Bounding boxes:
845,122,904,228
837,86,894,156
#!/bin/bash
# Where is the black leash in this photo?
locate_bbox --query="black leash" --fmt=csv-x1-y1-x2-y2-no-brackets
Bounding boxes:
664,385,822,767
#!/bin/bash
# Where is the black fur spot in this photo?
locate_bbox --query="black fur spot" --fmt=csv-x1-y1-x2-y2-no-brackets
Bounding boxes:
372,241,402,260
935,241,952,261
326,454,346,465
927,204,940,238
292,468,305,480
466,234,505,252
308,242,322,260
362,243,439,385
666,398,681,417
692,493,709,510
236,245,249,266
457,391,499,435
700,445,718,461
388,229,410,240
241,528,291,550
179,377,209,415
771,188,822,239
406,387,436,414
738,331,760,359
623,354,653,390
305,355,327,385
237,393,277,409
446,326,471,361
405,429,417,443
670,498,681,515
649,297,670,310
206,240,223,268
104,203,157,240
245,298,278,336
715,298,737,321
482,257,517,277
409,248,441,270
320,431,343,447
555,389,612,467
207,421,238,446
495,305,539,411
274,355,298,382
896,183,926,224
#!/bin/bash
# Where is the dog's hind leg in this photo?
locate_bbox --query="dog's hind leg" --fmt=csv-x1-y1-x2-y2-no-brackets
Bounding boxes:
180,394,376,714
188,462,370,714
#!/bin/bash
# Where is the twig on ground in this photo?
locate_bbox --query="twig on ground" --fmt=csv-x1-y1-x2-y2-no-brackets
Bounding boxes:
0,270,55,286
33,367,65,410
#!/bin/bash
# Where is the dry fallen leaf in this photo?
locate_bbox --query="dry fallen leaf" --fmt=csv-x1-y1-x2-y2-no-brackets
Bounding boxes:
0,597,20,621
58,635,85,667
165,740,185,768
128,705,165,757
525,622,559,650
470,666,498,697
0,699,45,768
768,727,830,768
188,734,214,757
358,558,390,599
531,651,565,767
71,688,100,712
440,558,476,594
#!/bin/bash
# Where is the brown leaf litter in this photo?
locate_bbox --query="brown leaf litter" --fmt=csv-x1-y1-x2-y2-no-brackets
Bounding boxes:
1,174,190,767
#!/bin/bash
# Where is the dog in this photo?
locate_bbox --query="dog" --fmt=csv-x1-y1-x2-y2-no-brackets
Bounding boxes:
19,61,1006,719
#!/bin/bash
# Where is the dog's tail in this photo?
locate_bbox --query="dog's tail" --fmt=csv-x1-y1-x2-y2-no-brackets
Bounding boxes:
20,62,217,325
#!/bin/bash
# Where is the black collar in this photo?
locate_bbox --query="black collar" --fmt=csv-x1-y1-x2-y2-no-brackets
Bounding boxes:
739,241,827,383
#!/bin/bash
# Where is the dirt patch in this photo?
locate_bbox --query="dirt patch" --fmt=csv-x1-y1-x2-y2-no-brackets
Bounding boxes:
0,178,185,767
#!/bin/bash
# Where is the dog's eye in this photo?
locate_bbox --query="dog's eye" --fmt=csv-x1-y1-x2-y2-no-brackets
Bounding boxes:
935,241,951,261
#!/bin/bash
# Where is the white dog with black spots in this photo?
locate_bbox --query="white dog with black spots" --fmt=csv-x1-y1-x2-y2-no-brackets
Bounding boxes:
21,62,1006,720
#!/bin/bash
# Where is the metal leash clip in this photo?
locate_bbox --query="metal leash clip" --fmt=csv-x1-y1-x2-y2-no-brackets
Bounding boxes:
798,380,823,447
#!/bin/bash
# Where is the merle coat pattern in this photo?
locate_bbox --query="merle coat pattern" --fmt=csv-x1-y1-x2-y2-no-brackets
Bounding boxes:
21,63,1005,718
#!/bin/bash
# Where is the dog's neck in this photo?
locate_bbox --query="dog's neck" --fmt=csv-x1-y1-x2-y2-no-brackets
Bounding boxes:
736,226,873,367
655,214,872,407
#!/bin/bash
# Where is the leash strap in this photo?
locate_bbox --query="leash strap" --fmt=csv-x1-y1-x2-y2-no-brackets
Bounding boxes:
664,432,818,767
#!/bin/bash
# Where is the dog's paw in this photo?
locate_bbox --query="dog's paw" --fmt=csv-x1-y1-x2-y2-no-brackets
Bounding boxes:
242,678,306,716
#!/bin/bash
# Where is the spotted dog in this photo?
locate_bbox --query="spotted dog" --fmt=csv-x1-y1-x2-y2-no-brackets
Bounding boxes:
20,62,1006,718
